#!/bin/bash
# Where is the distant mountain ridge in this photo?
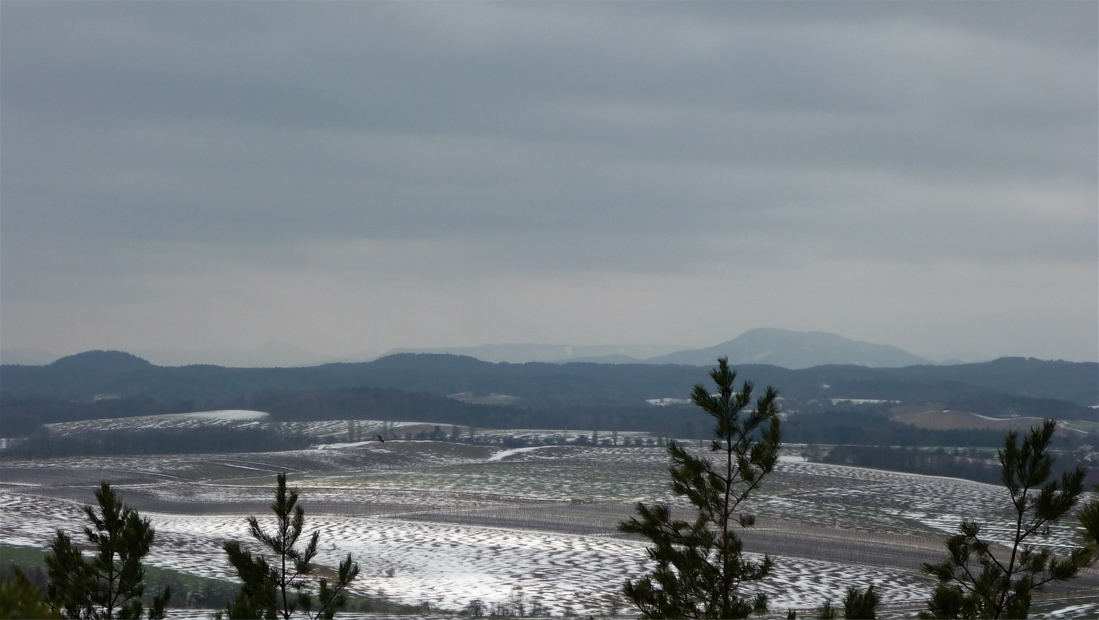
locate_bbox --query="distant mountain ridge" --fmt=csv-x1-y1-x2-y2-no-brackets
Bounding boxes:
3,351,1095,427
0,342,378,368
647,328,931,369
383,343,683,364
9,328,1090,370
382,329,930,368
48,350,152,371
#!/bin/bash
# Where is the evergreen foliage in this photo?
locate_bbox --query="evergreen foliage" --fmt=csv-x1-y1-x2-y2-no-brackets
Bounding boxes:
45,482,170,619
813,585,878,620
221,473,360,620
842,585,879,619
919,419,1097,619
1076,484,1099,558
817,599,837,619
618,358,781,618
0,567,59,619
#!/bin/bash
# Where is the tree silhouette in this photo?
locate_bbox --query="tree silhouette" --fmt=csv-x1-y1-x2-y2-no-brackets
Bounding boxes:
222,473,359,620
842,584,879,619
46,482,170,619
920,419,1098,619
618,358,781,618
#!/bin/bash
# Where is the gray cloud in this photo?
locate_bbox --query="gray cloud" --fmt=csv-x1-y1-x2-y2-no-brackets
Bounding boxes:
2,1,1095,362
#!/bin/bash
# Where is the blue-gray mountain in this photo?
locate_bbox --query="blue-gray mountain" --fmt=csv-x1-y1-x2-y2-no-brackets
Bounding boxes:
385,343,684,365
3,348,1095,408
383,329,931,368
645,328,930,369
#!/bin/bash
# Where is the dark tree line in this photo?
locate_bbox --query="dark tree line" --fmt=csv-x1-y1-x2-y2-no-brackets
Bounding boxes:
784,411,1006,447
4,427,312,459
783,410,1092,450
816,446,1003,484
813,445,1097,487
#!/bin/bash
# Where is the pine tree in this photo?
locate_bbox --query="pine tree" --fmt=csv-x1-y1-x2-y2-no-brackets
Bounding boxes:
618,357,781,618
816,600,836,620
0,568,60,619
919,419,1097,619
1077,484,1099,558
842,585,879,619
222,473,359,620
45,481,171,619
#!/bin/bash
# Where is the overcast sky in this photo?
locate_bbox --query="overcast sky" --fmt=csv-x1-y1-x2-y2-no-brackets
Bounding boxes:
2,1,1096,365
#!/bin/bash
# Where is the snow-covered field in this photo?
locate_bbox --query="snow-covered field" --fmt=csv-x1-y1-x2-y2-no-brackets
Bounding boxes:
2,418,1096,617
0,486,935,615
41,412,662,446
43,410,270,435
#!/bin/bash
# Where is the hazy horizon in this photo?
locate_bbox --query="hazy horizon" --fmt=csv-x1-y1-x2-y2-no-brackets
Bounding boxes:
3,3,1096,365
0,326,1084,368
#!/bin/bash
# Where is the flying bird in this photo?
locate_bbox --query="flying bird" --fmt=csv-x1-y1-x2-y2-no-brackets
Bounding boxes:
377,435,385,443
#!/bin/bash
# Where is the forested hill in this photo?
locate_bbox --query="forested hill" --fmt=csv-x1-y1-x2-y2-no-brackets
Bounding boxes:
646,327,931,368
2,350,1095,414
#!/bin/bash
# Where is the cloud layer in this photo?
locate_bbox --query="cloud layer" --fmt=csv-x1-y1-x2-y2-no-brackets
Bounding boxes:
3,2,1096,363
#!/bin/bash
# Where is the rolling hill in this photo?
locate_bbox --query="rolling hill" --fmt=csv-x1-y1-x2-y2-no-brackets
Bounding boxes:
647,328,930,369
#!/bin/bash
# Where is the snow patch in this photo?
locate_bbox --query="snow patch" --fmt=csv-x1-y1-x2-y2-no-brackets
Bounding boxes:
316,440,379,450
185,410,268,421
487,446,553,462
